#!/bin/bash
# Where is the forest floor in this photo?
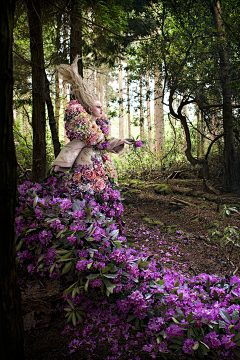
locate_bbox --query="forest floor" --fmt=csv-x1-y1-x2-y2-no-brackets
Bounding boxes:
22,178,240,360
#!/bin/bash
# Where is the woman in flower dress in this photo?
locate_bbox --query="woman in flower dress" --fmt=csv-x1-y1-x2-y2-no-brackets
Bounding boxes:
52,56,132,198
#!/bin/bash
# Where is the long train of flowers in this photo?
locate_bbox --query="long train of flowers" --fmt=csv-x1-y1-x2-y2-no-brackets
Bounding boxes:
15,176,240,359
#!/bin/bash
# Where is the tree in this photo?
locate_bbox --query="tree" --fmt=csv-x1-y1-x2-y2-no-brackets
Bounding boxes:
211,0,236,190
26,0,46,181
0,0,25,358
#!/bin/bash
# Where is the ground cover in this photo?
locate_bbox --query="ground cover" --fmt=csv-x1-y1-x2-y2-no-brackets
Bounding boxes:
19,179,240,360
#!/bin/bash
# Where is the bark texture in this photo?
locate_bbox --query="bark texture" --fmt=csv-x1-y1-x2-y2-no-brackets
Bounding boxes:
154,72,164,153
45,72,61,158
0,1,25,358
146,71,153,150
211,0,235,191
70,0,83,77
119,58,124,138
27,0,46,181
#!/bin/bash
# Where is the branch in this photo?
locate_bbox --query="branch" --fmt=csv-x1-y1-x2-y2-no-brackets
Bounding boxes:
205,133,224,160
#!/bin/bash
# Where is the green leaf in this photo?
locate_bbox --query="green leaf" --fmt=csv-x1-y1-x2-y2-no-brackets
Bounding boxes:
76,312,83,323
135,318,140,329
62,262,72,274
232,309,239,322
86,273,100,280
234,349,240,358
67,299,75,309
206,277,210,293
103,273,118,279
172,317,180,324
37,254,45,262
219,309,231,323
192,342,199,350
87,262,93,269
127,314,135,322
49,264,55,274
72,312,76,326
213,290,220,301
16,239,23,252
234,331,240,342
84,279,89,291
176,307,184,317
63,281,78,295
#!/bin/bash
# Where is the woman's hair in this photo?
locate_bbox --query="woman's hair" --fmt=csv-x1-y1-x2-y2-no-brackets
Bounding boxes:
56,55,99,111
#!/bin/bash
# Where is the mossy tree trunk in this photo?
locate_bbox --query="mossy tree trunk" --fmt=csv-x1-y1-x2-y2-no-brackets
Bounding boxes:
0,0,25,358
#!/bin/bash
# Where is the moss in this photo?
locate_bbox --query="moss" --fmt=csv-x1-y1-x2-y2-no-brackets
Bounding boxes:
154,221,164,226
154,184,172,195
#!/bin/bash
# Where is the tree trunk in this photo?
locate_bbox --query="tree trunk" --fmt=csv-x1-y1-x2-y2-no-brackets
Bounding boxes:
119,57,124,138
55,72,60,133
70,0,83,77
26,0,46,182
146,71,153,150
211,0,235,191
45,72,61,158
154,71,164,153
127,68,131,138
140,75,144,139
0,1,25,358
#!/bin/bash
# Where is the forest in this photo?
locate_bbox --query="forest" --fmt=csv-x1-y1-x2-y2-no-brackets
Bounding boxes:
2,0,240,359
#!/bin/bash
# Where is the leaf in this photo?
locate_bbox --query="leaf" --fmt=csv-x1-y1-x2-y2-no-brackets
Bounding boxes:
76,312,83,323
103,273,118,279
187,312,193,323
86,273,100,280
206,277,210,293
172,317,180,324
62,262,72,274
72,312,76,326
232,309,239,322
87,262,93,269
63,281,78,295
234,331,240,342
135,318,140,329
213,290,219,302
219,309,231,323
154,305,160,317
218,320,226,329
16,239,23,252
84,279,89,292
171,337,184,345
192,342,199,350
176,307,184,317
67,299,75,309
49,264,55,274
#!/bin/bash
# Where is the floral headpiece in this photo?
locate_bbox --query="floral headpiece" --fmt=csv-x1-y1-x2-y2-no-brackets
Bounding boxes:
64,100,105,145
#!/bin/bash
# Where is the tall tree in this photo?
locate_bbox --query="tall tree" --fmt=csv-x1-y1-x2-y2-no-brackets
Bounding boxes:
146,70,152,150
211,0,235,191
119,57,124,138
26,0,46,181
70,0,83,77
0,1,25,358
139,75,144,139
154,71,164,153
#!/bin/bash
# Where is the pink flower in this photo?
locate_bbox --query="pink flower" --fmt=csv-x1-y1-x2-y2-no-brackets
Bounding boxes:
82,169,96,181
95,165,105,177
92,178,106,192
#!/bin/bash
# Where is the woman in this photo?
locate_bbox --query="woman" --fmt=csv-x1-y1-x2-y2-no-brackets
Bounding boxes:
52,56,132,197
15,57,134,282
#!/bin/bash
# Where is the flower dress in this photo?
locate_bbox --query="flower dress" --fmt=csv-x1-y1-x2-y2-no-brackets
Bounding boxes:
15,100,131,283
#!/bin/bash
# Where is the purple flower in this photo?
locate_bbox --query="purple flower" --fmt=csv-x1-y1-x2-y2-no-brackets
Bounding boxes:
135,140,142,147
203,331,221,349
182,339,197,354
